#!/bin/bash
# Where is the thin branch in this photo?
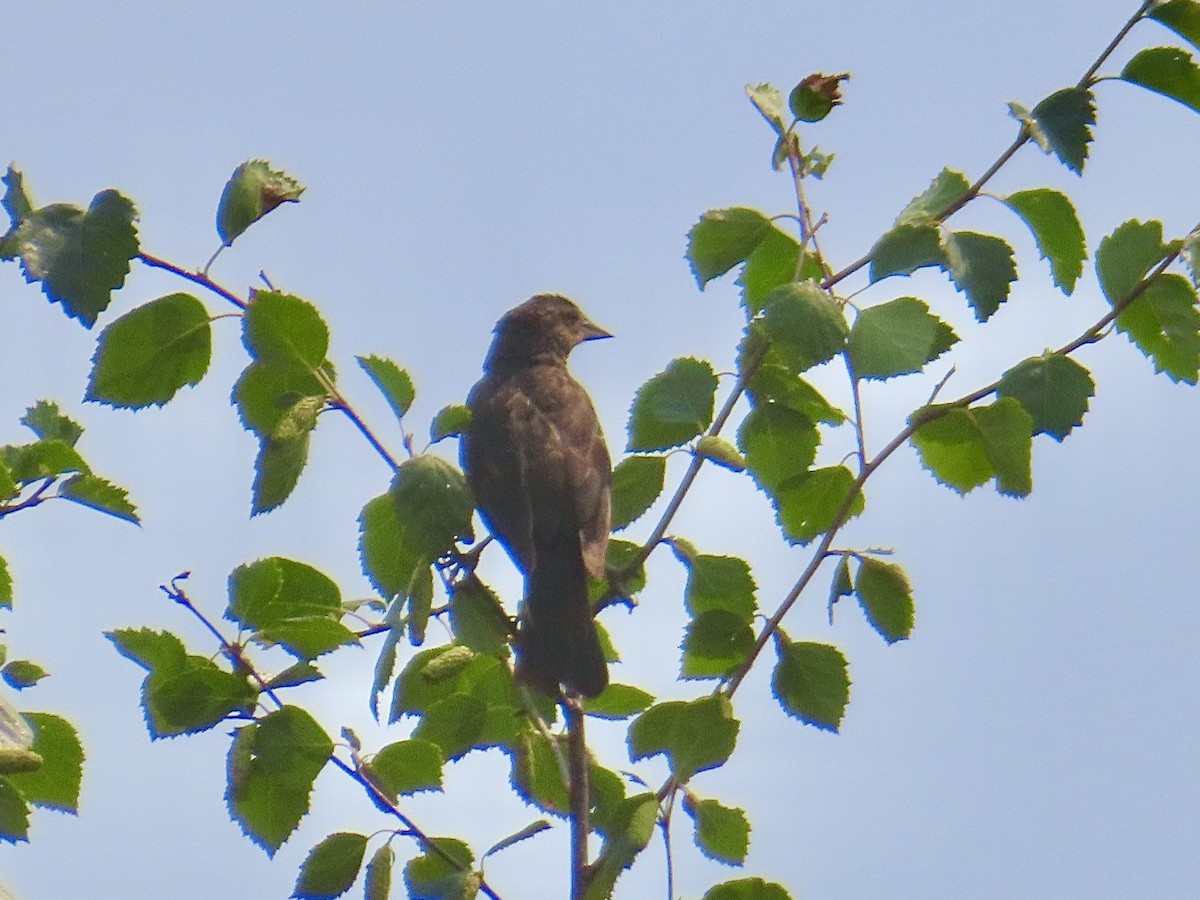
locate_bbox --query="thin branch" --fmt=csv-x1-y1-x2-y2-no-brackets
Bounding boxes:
137,252,247,310
566,697,593,900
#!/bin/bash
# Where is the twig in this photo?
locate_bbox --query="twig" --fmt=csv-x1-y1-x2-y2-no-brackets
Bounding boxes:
137,251,247,310
565,696,593,900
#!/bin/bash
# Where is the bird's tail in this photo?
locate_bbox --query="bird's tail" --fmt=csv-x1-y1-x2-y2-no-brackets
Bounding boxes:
517,546,608,699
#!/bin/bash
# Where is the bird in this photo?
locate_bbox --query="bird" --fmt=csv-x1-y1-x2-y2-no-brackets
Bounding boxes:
460,294,612,699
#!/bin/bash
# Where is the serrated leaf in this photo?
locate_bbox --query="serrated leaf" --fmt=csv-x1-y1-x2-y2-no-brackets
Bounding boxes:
3,714,82,813
20,401,82,447
429,404,471,443
788,72,849,122
854,558,914,643
1115,273,1200,383
679,554,757,622
703,878,793,900
1,166,32,224
294,832,367,900
265,661,323,690
256,618,358,661
226,706,332,856
228,557,342,630
58,473,140,524
1,440,89,484
895,168,971,227
583,684,655,720
868,224,945,282
684,795,750,865
1150,0,1200,52
686,208,772,288
368,739,444,801
942,232,1017,322
243,291,329,369
483,820,552,859
997,354,1094,440
1029,88,1095,174
411,693,487,761
216,160,304,246
10,189,139,326
737,404,819,494
365,845,394,900
251,434,310,515
0,779,30,843
829,554,853,619
628,695,739,781
743,342,847,425
746,83,786,135
86,293,212,408
771,637,849,731
760,282,848,372
586,793,659,900
1096,219,1166,306
627,358,717,451
737,226,822,315
233,361,327,439
147,659,257,738
0,557,11,609
680,610,755,680
775,465,864,545
1,662,47,690
910,399,1033,497
1122,46,1200,115
610,455,666,529
1004,189,1086,294
356,355,415,421
106,627,187,673
403,838,476,900
448,579,511,656
847,296,958,379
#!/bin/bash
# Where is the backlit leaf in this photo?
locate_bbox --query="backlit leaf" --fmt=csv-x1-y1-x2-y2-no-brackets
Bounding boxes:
627,358,718,451
847,296,958,379
1004,189,1086,294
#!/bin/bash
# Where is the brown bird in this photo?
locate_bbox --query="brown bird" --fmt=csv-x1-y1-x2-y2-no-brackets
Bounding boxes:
461,294,612,699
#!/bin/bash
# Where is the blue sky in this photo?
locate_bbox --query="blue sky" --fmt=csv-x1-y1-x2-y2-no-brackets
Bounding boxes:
3,2,1199,898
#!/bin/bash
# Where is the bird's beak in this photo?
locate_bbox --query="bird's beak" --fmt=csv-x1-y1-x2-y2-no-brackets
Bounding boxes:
579,318,613,342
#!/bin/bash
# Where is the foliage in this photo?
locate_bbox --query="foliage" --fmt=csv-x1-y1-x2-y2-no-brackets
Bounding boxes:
2,2,1199,898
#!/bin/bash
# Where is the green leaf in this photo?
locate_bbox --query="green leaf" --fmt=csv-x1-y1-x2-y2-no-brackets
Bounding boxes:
106,627,187,673
997,353,1094,440
868,224,945,282
251,434,310,515
680,610,755,680
1029,88,1096,174
585,793,659,900
854,558,915,643
255,618,358,661
356,355,415,421
148,660,257,739
0,463,14,502
829,553,853,616
1,440,89,483
942,232,1017,322
216,160,304,246
847,296,958,379
448,579,511,657
364,845,394,900
737,226,822,315
509,729,569,813
293,832,367,900
628,695,739,781
743,343,847,425
58,474,140,524
243,291,329,369
0,778,30,843
228,557,342,630
233,361,327,439
9,189,139,326
402,837,476,900
1,165,33,224
367,739,444,800
760,282,848,372
20,401,82,447
1150,0,1200,52
684,795,750,865
737,404,819,494
429,404,471,443
1115,273,1200,383
86,293,212,408
583,684,655,720
703,878,793,900
775,465,863,545
226,706,332,856
1004,189,1086,294
0,556,11,609
627,358,718,452
1121,46,1200,115
788,73,849,122
771,636,850,732
1096,219,1166,306
745,83,786,135
679,554,757,622
895,168,971,227
411,693,487,761
910,400,1034,497
265,661,323,690
483,820,553,859
1,661,47,690
610,455,666,530
686,208,772,288
3,714,82,814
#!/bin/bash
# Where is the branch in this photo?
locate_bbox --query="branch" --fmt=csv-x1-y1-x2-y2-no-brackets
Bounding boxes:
566,697,593,900
138,252,247,310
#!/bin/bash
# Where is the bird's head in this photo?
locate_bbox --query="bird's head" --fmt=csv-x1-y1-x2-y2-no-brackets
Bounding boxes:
485,294,611,368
